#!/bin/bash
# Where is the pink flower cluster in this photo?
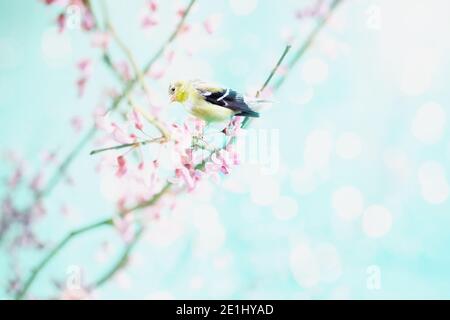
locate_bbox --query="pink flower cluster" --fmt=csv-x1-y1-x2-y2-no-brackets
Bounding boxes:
295,0,329,20
0,149,66,295
4,0,251,299
141,0,159,29
76,58,92,97
168,118,241,191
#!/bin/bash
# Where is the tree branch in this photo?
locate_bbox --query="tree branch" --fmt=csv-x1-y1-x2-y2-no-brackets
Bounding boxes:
15,218,113,300
89,138,165,156
273,0,343,91
15,182,172,300
256,44,292,98
35,0,198,202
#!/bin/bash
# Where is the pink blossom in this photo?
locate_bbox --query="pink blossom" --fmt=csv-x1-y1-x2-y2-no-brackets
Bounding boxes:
81,10,95,31
176,8,185,18
30,173,44,193
94,114,112,132
76,58,92,98
141,0,159,29
60,204,71,217
91,32,110,50
178,166,195,190
206,146,240,177
8,167,23,189
226,145,240,165
295,1,327,20
166,50,175,63
256,86,274,100
77,58,92,73
193,118,206,135
6,276,21,296
148,0,158,12
142,15,159,29
169,148,200,191
170,123,193,156
57,13,66,32
203,162,220,181
31,201,47,220
276,65,287,77
41,150,58,166
171,165,203,192
111,123,133,144
281,27,295,44
43,0,60,5
116,155,127,177
203,14,221,35
104,87,120,99
129,109,143,131
43,0,96,33
76,77,87,97
180,24,191,35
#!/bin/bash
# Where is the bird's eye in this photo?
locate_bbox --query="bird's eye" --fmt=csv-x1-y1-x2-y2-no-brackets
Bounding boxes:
169,86,175,94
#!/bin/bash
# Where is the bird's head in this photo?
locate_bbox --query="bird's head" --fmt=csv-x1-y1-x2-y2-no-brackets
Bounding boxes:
168,80,189,103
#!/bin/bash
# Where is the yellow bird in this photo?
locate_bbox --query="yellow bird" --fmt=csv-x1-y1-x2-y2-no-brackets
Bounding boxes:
168,79,260,123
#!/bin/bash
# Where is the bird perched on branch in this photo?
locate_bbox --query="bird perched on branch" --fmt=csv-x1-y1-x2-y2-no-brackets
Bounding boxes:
168,79,262,123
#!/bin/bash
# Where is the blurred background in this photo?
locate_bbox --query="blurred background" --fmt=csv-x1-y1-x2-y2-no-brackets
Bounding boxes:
1,0,450,299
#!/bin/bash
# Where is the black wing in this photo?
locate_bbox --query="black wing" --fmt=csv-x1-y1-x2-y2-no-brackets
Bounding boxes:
198,87,259,118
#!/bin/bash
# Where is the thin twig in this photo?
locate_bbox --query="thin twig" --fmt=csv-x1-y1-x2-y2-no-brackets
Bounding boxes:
90,142,139,156
231,45,292,143
197,44,292,169
15,218,113,300
212,0,344,166
14,2,198,298
273,0,343,91
89,138,165,156
256,45,292,98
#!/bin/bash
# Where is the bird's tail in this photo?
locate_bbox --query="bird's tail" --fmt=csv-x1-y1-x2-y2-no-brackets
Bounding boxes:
237,109,260,118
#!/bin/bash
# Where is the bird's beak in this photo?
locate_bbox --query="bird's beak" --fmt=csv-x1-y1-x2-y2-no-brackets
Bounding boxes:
170,95,175,102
